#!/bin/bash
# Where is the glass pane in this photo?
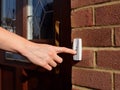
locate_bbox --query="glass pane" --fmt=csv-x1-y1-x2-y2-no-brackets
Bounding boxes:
1,0,16,33
1,0,54,63
27,0,54,40
1,0,29,62
5,52,29,63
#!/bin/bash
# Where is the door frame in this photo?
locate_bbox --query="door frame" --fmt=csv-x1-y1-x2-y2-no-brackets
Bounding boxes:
0,0,72,89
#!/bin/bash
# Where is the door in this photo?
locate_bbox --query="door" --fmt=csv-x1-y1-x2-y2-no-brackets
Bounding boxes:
0,0,72,90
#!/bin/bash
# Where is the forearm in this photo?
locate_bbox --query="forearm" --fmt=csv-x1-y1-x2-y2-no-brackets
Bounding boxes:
0,27,76,70
0,27,28,53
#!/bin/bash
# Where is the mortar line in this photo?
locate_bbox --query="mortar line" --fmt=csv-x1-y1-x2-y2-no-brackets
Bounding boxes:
112,28,115,46
112,73,115,90
71,25,120,30
72,1,120,11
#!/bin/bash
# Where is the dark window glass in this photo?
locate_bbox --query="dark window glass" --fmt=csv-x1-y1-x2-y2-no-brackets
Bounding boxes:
27,0,54,39
1,0,16,33
1,0,54,62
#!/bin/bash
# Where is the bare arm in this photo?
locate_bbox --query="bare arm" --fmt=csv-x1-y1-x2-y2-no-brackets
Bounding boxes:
0,27,76,71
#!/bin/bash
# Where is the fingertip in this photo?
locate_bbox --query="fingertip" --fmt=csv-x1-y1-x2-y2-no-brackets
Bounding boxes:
44,65,52,71
59,58,63,63
54,55,63,63
73,50,77,54
48,68,52,71
63,47,77,54
56,47,76,55
48,67,52,71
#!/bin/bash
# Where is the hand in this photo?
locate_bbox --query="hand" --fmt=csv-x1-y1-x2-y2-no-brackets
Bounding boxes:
0,27,76,71
21,42,76,71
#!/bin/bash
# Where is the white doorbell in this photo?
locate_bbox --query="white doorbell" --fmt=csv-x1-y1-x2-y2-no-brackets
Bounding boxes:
73,38,82,61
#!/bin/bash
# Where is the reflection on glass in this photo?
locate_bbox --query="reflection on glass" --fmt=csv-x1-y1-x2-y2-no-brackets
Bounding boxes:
27,0,54,40
5,52,29,63
1,0,54,62
1,0,28,62
1,0,16,33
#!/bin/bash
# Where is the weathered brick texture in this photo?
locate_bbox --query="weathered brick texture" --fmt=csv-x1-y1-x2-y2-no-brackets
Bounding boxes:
97,50,120,70
72,50,94,68
71,0,120,90
95,3,120,26
71,8,93,27
115,27,120,46
71,0,110,9
115,73,120,90
72,68,112,90
72,28,112,47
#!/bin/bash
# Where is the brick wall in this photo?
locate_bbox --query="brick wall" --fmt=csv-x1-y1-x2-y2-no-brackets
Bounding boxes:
71,0,120,90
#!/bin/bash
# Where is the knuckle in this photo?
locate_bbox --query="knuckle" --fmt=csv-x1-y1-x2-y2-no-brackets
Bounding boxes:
41,62,48,66
48,52,54,57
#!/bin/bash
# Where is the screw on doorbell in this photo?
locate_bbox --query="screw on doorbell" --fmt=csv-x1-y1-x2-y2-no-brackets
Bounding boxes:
73,38,82,61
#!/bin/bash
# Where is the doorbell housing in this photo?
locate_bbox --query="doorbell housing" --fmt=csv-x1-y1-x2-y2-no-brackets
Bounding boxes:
73,38,82,61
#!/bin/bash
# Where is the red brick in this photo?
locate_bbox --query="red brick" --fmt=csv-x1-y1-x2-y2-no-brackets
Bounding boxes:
72,28,112,47
115,27,120,46
72,68,112,90
71,0,110,9
97,50,120,70
72,50,94,67
71,8,93,27
115,73,120,90
95,4,120,26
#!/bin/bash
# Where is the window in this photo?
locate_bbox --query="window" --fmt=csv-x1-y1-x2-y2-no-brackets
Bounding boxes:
1,0,16,32
1,0,54,40
0,1,72,89
1,0,54,63
27,0,54,40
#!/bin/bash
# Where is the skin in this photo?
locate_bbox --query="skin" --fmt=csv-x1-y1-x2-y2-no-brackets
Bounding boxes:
0,27,76,71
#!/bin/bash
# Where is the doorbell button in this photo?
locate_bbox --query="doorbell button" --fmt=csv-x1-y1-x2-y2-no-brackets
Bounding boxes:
73,38,82,61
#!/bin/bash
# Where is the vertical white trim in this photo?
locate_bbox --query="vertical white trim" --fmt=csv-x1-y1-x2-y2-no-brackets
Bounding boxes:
1,0,6,19
27,0,33,40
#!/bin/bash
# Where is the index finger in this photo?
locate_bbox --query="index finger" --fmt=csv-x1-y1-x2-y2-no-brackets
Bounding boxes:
56,47,76,54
